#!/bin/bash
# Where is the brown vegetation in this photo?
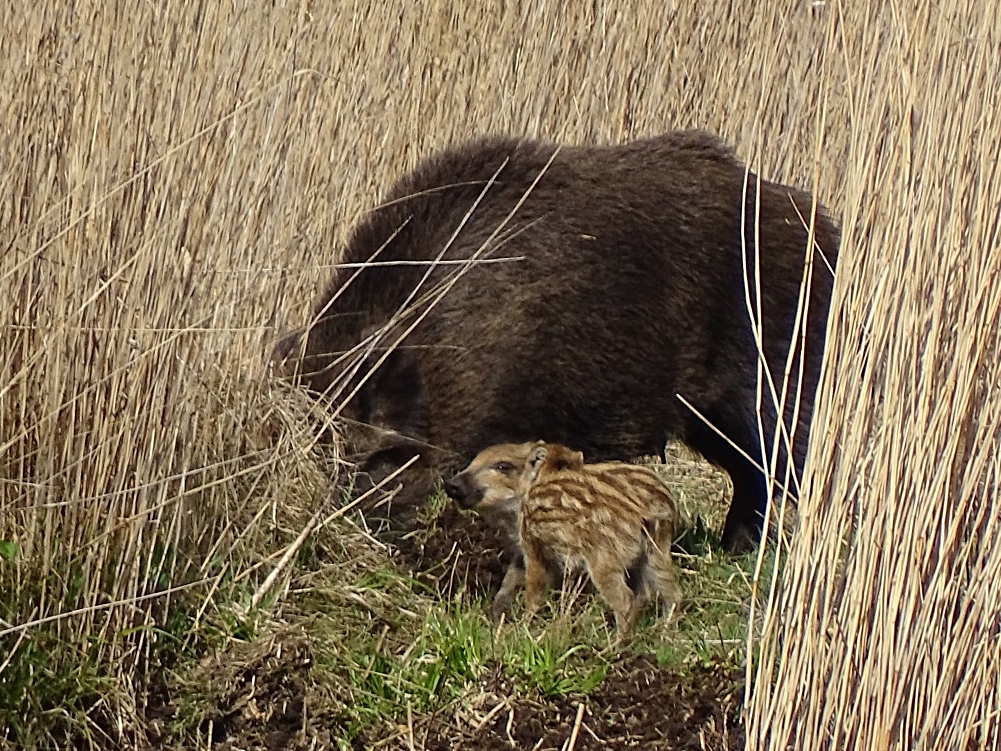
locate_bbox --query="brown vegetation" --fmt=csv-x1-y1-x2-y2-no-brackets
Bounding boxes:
745,4,1001,749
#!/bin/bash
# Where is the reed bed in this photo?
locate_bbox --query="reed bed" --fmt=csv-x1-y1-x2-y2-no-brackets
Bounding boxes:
747,3,1001,749
1,0,996,747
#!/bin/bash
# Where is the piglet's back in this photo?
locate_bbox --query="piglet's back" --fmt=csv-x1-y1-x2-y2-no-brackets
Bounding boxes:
522,461,679,534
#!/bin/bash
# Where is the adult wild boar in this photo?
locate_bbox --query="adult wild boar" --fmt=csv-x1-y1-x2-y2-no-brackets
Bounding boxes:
272,131,840,552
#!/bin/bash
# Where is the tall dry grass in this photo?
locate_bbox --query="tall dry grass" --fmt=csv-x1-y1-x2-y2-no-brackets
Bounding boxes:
747,3,1001,749
2,0,996,746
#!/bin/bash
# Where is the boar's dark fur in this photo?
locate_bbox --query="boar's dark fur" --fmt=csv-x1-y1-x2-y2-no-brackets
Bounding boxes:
273,131,840,552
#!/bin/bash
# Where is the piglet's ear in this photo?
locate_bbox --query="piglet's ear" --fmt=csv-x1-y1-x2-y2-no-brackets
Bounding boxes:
549,447,584,471
529,446,548,468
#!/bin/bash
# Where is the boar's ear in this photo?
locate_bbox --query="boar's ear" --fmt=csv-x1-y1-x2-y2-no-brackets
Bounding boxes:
358,344,430,441
270,330,304,377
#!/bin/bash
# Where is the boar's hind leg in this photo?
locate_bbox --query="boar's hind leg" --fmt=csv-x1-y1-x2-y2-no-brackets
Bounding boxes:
688,415,769,554
587,560,640,637
719,457,769,554
643,534,682,625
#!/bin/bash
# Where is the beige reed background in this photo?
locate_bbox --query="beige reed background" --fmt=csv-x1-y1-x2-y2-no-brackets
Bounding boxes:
1,0,998,746
747,4,1001,749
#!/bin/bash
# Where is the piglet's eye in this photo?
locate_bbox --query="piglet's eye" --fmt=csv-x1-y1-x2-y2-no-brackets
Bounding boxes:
493,461,515,473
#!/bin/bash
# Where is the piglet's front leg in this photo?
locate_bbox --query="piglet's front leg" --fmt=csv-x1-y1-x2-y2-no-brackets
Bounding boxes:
521,538,551,621
492,554,526,621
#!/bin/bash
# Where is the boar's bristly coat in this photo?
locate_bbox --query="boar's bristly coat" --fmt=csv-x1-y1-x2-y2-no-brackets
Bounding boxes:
273,131,840,552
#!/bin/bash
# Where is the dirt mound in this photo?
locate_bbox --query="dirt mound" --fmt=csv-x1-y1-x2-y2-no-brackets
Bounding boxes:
393,503,513,602
422,655,744,750
158,639,742,751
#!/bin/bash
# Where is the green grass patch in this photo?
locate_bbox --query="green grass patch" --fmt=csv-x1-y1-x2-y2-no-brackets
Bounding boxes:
163,504,769,746
0,628,118,748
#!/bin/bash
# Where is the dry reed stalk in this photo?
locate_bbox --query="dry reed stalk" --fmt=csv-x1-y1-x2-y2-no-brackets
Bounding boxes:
2,0,848,742
747,2,1001,748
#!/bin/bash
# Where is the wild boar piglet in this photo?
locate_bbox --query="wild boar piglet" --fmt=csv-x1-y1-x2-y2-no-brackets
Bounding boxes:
516,442,683,637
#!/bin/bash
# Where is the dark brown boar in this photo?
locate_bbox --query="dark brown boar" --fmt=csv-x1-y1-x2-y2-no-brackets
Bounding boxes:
273,130,840,552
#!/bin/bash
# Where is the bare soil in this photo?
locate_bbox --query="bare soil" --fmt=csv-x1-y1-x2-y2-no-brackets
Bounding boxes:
150,637,743,750
394,502,513,602
418,655,744,751
146,634,313,751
